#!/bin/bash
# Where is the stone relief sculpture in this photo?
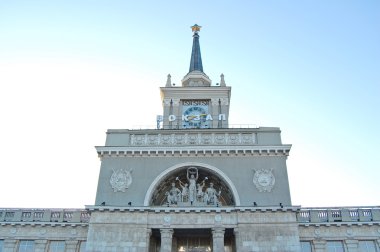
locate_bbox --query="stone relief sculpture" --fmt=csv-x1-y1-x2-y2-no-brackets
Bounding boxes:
252,168,275,192
204,183,221,205
166,182,181,205
167,167,222,206
177,180,189,202
110,168,133,192
186,167,198,203
130,132,256,146
196,178,207,201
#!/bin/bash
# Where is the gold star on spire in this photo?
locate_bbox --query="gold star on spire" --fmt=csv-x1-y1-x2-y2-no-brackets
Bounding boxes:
191,24,202,33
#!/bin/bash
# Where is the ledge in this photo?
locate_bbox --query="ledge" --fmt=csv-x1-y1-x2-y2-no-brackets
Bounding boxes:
85,205,301,213
96,145,291,158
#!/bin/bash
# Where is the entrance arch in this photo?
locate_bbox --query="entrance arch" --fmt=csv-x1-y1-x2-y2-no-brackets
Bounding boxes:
143,162,241,206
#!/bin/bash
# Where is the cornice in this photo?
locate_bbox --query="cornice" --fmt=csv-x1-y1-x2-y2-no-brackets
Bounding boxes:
95,145,291,158
160,86,231,98
85,205,301,213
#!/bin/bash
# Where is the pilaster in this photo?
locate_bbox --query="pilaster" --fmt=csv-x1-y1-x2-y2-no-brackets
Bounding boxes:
65,240,79,252
3,239,17,252
160,228,174,252
212,227,225,252
313,240,326,252
146,229,152,252
172,237,178,252
345,239,359,252
233,228,242,252
34,239,48,252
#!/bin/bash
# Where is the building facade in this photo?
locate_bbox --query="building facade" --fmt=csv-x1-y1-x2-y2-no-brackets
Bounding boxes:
0,25,379,252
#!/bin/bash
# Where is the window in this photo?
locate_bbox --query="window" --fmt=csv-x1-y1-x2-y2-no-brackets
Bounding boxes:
327,241,344,252
18,240,35,252
300,241,312,252
359,241,377,252
48,241,65,252
0,240,4,252
79,241,87,252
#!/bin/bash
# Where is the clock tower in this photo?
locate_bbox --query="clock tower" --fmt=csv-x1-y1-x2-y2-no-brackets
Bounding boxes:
88,24,299,252
160,24,231,129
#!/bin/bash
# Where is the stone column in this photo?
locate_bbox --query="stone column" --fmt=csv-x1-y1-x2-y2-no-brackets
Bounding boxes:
34,240,48,252
146,229,152,252
65,240,79,252
212,227,225,252
234,228,242,252
172,237,178,252
160,228,174,252
3,239,17,251
345,239,359,252
313,240,326,252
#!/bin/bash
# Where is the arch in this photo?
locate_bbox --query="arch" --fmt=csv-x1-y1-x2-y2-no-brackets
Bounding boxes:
144,162,241,206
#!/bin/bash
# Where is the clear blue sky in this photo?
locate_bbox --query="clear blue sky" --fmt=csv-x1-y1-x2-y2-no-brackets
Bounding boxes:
0,1,379,208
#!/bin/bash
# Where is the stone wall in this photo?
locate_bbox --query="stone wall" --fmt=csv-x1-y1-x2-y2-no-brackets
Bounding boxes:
0,224,88,252
85,207,301,252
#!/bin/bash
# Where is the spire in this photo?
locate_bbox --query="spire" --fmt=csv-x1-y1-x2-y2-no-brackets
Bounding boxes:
220,73,226,87
166,74,172,87
182,24,211,87
189,24,203,73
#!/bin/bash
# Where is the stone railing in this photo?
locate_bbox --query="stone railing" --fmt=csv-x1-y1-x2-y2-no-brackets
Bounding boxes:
297,207,380,223
0,209,91,224
6,206,379,224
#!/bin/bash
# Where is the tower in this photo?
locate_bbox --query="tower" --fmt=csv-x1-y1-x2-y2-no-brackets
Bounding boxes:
87,25,300,252
161,24,231,129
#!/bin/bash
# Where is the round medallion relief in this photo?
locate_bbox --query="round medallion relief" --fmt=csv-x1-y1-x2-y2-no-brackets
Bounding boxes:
214,214,222,222
252,169,275,192
164,215,171,223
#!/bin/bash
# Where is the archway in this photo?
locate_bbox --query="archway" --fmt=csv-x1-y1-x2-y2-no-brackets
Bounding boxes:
144,162,240,206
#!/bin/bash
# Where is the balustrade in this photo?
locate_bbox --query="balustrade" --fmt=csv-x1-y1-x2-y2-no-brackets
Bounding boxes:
1,206,378,225
297,207,380,223
0,208,90,223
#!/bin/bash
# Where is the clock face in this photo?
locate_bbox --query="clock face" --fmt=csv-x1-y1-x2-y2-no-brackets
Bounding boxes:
182,100,209,129
183,106,207,128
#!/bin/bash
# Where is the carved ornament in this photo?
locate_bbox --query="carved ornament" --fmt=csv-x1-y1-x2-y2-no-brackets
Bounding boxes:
252,169,275,192
110,168,133,192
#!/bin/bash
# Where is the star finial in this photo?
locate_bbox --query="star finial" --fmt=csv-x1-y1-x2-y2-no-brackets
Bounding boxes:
191,24,202,33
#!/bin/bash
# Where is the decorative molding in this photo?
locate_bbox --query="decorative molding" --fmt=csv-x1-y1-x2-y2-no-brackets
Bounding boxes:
211,98,229,106
130,132,256,146
110,168,133,192
0,209,90,225
96,145,291,158
163,98,180,106
252,169,275,192
346,228,354,237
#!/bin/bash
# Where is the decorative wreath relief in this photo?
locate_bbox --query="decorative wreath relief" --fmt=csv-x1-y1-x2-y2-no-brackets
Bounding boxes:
110,168,133,192
252,169,275,192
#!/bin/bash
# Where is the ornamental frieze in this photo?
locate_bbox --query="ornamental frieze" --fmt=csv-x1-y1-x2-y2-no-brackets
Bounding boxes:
211,98,229,106
161,134,172,145
201,134,212,144
214,134,226,144
187,134,198,144
129,133,256,146
163,98,180,106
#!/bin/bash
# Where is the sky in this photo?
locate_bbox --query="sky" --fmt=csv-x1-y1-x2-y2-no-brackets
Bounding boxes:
0,0,379,209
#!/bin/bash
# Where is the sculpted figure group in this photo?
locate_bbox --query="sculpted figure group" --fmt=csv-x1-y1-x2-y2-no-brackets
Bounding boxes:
166,167,221,206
